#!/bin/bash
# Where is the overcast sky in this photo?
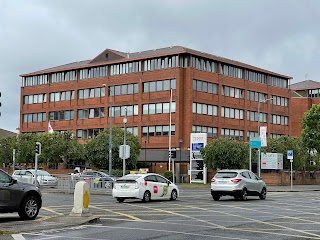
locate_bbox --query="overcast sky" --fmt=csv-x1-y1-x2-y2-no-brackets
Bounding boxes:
1,0,319,132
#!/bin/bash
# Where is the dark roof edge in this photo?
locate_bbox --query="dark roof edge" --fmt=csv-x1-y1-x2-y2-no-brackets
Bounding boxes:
20,46,291,79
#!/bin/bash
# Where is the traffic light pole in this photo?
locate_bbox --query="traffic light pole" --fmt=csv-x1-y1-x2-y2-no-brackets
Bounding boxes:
34,153,38,186
35,142,41,187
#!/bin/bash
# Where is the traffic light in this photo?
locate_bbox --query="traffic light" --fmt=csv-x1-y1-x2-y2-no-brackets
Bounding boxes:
35,142,42,155
168,150,176,158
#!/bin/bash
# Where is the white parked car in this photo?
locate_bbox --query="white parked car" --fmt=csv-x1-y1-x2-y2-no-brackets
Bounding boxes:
112,173,179,203
210,169,267,201
12,169,58,187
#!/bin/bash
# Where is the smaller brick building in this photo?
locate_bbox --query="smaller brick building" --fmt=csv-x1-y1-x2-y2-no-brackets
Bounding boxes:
290,80,320,137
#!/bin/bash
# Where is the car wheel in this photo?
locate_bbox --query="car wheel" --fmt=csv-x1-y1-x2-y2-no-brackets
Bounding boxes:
142,191,151,202
170,189,177,200
18,196,40,220
241,189,248,201
259,188,267,200
117,198,124,203
212,195,220,201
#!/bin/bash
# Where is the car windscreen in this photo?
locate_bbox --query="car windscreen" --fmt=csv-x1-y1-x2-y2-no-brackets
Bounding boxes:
30,170,51,176
215,172,238,178
116,175,140,183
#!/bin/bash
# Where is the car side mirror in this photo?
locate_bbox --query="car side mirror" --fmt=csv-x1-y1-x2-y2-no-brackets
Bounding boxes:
10,178,17,185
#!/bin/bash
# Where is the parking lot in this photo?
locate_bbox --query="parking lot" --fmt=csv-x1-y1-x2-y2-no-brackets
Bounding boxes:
1,186,320,240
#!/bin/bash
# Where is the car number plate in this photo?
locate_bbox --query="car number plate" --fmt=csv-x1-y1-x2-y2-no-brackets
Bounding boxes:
219,181,228,184
121,185,129,189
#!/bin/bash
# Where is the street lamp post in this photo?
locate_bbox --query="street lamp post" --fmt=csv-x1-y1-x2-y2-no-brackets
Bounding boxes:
257,97,273,177
179,139,183,183
123,107,127,176
102,84,113,176
144,138,147,163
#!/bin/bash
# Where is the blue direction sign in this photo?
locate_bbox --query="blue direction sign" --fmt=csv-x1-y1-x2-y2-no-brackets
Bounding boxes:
287,150,293,159
250,138,261,149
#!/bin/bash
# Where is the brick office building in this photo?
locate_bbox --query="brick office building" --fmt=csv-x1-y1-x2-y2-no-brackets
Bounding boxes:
290,80,320,137
19,46,291,174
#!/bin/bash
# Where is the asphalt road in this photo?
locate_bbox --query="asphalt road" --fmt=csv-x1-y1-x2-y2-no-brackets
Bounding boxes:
2,187,320,240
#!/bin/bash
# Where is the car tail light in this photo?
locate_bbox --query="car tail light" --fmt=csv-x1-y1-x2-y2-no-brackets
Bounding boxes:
211,178,216,183
231,178,242,184
135,181,139,189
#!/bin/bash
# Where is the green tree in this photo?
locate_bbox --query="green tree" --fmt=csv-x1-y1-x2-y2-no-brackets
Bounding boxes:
16,133,36,164
0,136,17,166
201,138,249,170
302,104,320,164
262,136,309,170
35,131,85,168
85,127,141,170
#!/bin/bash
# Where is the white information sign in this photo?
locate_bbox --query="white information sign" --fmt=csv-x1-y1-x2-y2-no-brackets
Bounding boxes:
261,153,283,170
190,133,207,184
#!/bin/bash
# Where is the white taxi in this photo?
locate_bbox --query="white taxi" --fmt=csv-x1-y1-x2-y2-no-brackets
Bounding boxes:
112,173,179,203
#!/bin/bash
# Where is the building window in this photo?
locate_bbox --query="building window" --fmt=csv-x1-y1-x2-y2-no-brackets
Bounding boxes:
192,125,218,138
49,110,74,121
110,61,140,76
193,80,218,94
245,70,267,84
192,103,218,116
143,56,178,72
222,86,244,99
23,94,47,105
23,113,46,123
79,66,106,80
109,105,138,117
142,125,175,137
142,102,176,115
109,83,139,96
221,128,244,140
23,74,48,86
143,79,176,93
51,70,76,83
77,108,104,119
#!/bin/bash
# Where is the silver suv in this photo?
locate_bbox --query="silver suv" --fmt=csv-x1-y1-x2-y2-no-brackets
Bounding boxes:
0,169,42,220
210,169,267,201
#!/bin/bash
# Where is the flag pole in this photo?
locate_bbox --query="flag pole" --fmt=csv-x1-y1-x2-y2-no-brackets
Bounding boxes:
169,88,172,171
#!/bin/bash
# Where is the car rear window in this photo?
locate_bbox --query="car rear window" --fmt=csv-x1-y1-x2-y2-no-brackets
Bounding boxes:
215,172,238,178
116,175,140,183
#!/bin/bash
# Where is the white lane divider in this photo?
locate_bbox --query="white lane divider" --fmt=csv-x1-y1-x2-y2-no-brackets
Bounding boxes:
12,234,26,240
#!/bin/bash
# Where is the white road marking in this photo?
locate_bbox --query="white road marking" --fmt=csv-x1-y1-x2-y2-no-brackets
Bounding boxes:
12,234,26,240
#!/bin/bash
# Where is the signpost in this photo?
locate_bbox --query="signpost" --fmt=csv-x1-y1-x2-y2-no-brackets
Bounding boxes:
287,150,293,190
249,137,261,174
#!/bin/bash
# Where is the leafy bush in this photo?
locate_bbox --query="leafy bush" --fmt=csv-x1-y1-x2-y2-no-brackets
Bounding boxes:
111,169,130,177
164,170,173,181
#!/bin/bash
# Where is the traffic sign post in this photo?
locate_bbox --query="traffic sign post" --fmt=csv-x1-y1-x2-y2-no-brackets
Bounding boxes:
287,150,293,191
249,137,262,177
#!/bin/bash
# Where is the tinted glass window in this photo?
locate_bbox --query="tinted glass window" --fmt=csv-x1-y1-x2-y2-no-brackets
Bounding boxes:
215,172,237,178
0,170,10,183
248,172,258,180
156,175,168,183
145,175,157,182
241,171,251,178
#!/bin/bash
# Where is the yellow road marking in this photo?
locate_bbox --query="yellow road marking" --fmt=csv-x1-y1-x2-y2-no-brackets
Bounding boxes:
89,205,142,221
175,203,320,239
40,207,64,215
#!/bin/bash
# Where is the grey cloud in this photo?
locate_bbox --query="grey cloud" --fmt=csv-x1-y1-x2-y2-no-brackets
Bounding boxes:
1,0,320,131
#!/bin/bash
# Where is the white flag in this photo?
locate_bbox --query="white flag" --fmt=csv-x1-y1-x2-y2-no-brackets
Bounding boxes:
48,121,54,134
260,126,267,147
